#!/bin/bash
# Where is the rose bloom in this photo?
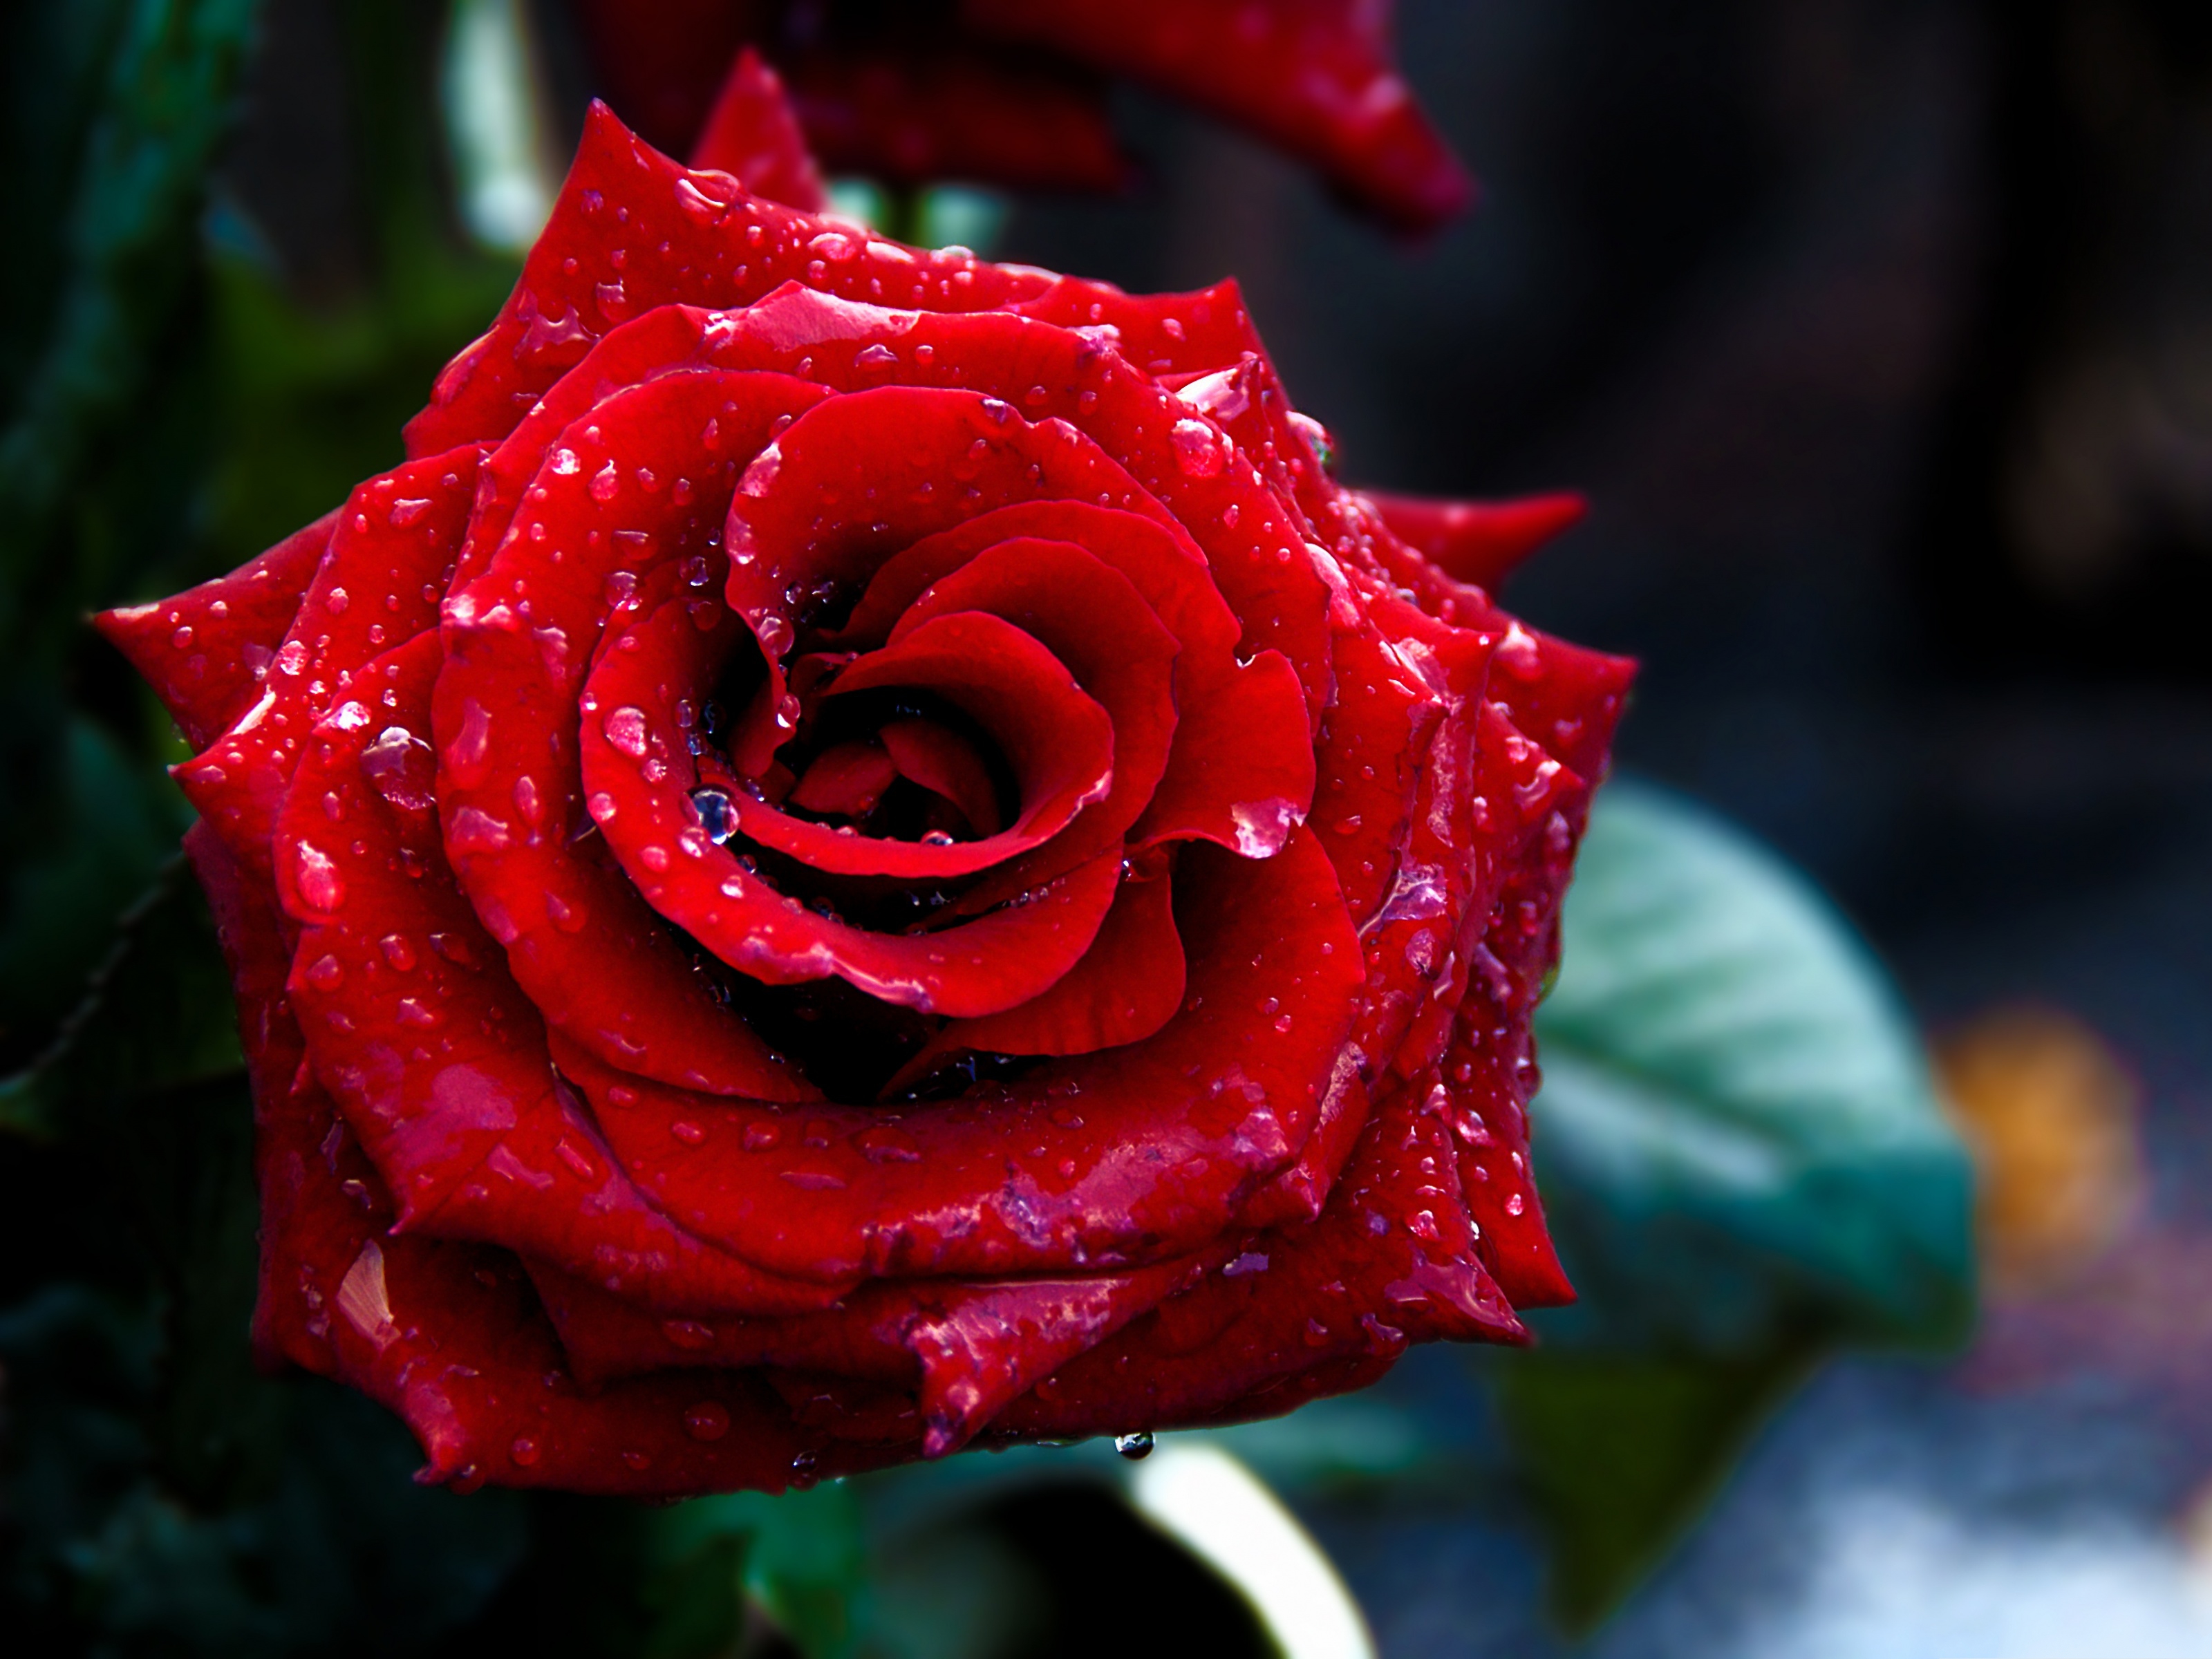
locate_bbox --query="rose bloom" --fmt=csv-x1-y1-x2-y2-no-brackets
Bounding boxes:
573,0,1474,229
100,98,1630,1495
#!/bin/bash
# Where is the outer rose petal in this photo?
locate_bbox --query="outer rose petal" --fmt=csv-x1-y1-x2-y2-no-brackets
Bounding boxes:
993,1060,1524,1441
403,106,1255,459
184,818,335,1378
1361,490,1586,592
532,1242,1226,1457
275,632,848,1318
177,449,480,881
96,509,335,749
689,47,827,212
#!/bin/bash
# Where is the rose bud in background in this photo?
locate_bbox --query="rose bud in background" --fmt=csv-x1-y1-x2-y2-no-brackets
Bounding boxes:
97,72,1629,1495
570,0,1474,230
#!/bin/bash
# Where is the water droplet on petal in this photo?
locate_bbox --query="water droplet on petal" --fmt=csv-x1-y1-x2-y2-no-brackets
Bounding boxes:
684,1401,731,1441
292,845,346,912
604,706,650,760
1170,418,1226,477
689,787,735,843
1115,1432,1155,1460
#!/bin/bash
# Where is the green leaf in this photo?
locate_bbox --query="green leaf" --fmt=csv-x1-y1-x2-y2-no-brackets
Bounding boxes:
0,0,261,619
1493,1342,1817,1629
1493,781,1976,1625
1530,780,1975,1354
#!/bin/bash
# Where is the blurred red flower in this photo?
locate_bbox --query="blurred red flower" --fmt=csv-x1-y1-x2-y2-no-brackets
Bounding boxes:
572,0,1474,229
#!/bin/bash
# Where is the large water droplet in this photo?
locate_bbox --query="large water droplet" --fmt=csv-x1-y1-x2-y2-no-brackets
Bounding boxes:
1115,1432,1155,1461
292,845,346,912
690,787,736,843
604,706,650,760
1170,418,1226,478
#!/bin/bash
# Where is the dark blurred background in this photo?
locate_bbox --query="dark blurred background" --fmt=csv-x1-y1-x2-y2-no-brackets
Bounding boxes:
13,0,2212,1651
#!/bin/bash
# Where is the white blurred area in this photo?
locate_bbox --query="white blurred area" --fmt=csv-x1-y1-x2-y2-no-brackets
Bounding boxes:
441,0,556,252
1130,1443,1376,1659
1707,1488,2212,1659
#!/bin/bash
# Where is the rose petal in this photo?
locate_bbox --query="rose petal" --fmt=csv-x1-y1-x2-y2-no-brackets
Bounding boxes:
878,536,1179,885
183,818,340,1377
832,499,1315,865
580,592,1126,1018
993,1063,1524,1441
532,1244,1225,1457
176,449,480,881
891,857,1185,1085
779,39,1127,194
95,509,337,750
728,610,1118,881
880,720,1000,835
724,367,1329,740
688,46,827,211
404,105,1246,458
570,830,1361,1282
436,366,828,1097
786,739,899,818
274,630,844,1318
1361,489,1586,592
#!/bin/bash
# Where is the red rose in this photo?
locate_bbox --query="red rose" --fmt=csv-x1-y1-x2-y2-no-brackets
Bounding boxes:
574,0,1474,229
100,101,1630,1496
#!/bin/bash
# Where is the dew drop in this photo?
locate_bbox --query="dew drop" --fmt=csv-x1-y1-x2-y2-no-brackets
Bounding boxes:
1170,418,1226,478
292,845,346,912
356,730,433,814
603,706,650,760
1115,1432,1155,1461
509,1435,541,1466
689,787,736,843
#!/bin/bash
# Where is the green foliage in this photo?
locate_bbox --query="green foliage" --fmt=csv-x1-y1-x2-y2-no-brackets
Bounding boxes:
0,0,261,1070
1491,1342,1817,1626
1506,780,1976,1623
1533,781,1975,1353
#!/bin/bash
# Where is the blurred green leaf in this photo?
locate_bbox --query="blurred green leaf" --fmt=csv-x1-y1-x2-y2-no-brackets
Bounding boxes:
1531,780,1975,1353
1493,1342,1816,1628
649,1485,871,1659
1,1288,529,1656
1496,780,1975,1624
0,0,259,594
